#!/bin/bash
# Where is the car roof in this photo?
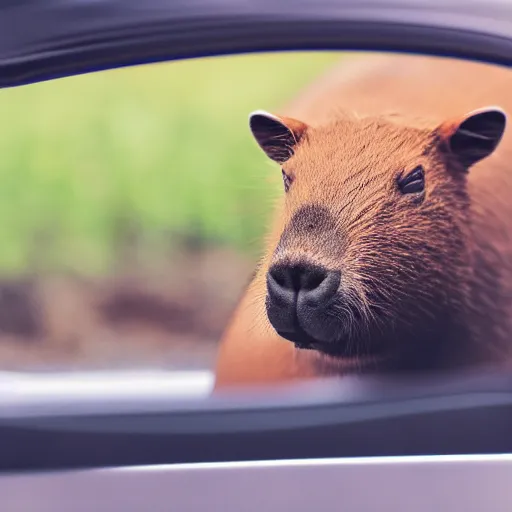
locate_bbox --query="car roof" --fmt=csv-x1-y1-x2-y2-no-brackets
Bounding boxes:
1,0,512,88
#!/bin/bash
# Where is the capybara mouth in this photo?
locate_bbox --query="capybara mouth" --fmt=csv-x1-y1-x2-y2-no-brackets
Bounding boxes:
276,326,371,358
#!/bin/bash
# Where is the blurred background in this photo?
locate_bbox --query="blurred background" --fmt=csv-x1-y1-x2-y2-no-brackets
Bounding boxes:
0,51,341,372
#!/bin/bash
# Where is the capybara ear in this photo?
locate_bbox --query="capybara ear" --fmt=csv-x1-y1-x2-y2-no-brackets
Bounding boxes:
437,107,507,168
249,110,308,163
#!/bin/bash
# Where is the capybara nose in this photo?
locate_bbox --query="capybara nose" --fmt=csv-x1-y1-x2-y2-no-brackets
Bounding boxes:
267,263,340,311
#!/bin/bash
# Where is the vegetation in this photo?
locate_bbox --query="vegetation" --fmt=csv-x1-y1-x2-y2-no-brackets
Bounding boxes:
0,52,340,275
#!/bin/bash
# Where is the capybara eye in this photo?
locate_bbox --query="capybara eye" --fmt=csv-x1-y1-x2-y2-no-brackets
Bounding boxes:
282,169,292,192
398,165,425,195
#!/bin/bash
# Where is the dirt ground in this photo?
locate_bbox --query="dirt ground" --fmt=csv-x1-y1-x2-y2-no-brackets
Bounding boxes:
0,245,256,372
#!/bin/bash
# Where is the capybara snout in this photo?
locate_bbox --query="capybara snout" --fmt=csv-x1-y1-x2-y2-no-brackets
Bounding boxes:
266,261,342,353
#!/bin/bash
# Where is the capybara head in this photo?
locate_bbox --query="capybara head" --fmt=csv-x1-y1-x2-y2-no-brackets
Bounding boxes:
249,106,507,370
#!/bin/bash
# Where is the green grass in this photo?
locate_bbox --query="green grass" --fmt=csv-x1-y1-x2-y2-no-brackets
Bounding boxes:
0,52,341,275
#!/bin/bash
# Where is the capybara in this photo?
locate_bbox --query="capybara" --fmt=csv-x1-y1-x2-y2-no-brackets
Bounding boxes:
214,52,512,389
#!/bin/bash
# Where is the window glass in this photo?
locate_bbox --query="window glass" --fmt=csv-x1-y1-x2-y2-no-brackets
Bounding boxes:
1,51,511,397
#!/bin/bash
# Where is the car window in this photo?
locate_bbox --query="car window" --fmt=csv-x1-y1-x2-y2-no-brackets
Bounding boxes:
1,50,512,399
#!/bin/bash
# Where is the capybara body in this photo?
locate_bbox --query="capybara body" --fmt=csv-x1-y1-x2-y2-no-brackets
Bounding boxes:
214,52,512,388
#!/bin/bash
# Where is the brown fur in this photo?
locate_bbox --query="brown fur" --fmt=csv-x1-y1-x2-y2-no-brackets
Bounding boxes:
214,52,512,389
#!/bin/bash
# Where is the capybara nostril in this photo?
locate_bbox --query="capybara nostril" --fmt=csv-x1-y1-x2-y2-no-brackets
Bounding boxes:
299,267,341,309
267,263,340,311
266,263,342,349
